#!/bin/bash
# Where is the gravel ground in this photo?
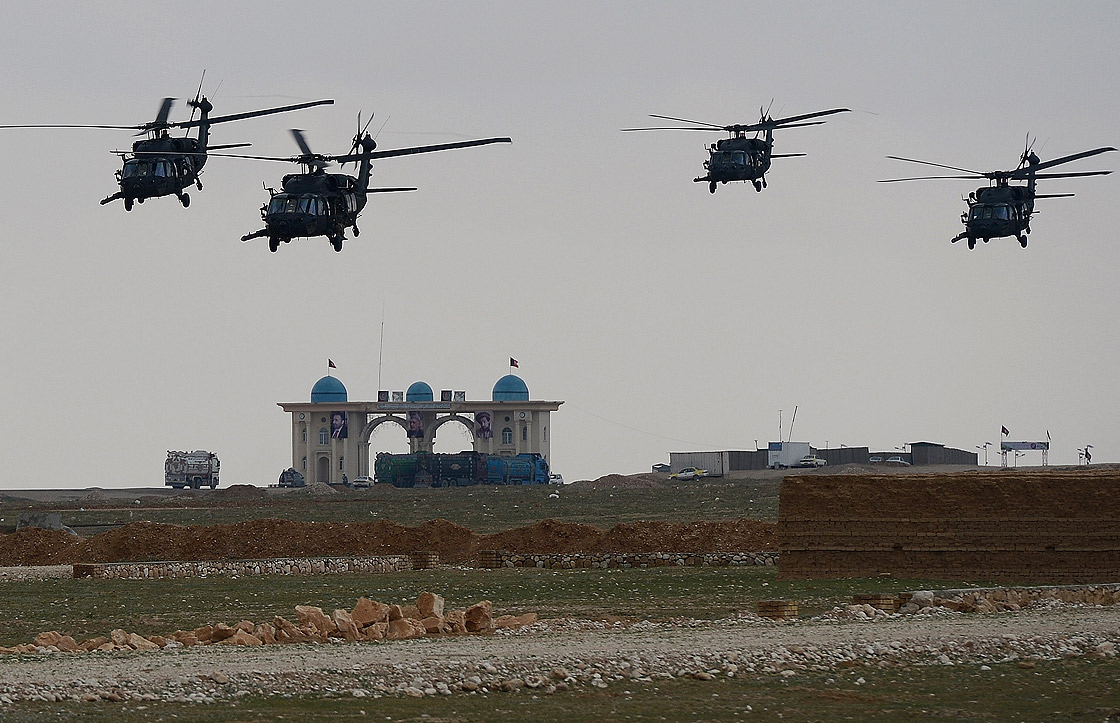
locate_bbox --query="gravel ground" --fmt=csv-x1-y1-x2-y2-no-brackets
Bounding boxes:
1,605,1118,704
0,566,71,582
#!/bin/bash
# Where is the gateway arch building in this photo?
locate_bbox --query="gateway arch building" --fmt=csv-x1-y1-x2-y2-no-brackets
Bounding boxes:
279,373,562,485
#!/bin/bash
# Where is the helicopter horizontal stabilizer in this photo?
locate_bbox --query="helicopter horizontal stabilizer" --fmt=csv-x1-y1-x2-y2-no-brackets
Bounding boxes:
1034,193,1076,199
366,187,418,193
771,153,807,159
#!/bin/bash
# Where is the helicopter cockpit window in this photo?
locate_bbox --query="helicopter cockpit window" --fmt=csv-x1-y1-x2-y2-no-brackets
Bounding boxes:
732,151,746,166
992,205,1009,220
122,160,149,178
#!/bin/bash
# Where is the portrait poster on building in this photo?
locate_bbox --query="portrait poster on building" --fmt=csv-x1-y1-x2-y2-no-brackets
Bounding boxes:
407,411,424,438
330,411,348,439
474,411,493,439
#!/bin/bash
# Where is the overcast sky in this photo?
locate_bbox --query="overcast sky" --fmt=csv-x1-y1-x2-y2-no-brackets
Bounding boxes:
1,1,1117,488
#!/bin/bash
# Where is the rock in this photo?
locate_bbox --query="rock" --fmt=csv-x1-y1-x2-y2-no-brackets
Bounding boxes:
386,618,426,640
910,590,935,608
351,597,390,627
361,622,387,641
210,671,231,684
465,601,493,633
401,605,423,620
254,623,278,645
79,636,109,651
192,625,214,643
273,616,315,643
421,616,450,634
109,629,130,647
209,624,237,642
417,592,445,618
169,631,199,647
494,613,538,629
295,605,338,636
387,604,404,621
332,609,362,641
220,631,263,646
34,631,80,652
444,610,468,634
127,633,159,651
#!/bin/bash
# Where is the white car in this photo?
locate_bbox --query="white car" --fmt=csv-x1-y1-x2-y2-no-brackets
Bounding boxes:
795,455,827,468
548,473,564,485
351,475,374,488
885,456,911,466
670,467,707,480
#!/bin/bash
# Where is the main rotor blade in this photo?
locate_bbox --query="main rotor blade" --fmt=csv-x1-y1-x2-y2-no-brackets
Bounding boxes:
290,129,315,157
647,114,724,129
207,142,251,151
621,126,722,132
358,136,511,161
1009,147,1116,176
877,174,985,183
153,97,175,126
1024,170,1113,180
178,99,334,128
763,108,850,127
0,123,140,130
886,155,985,175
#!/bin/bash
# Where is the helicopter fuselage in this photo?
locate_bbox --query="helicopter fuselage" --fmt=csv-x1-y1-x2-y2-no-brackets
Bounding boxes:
956,179,1036,248
258,172,366,243
115,136,203,206
694,131,775,192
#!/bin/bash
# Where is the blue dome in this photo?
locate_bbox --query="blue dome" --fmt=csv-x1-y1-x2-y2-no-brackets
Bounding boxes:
492,374,529,401
406,381,434,402
311,375,347,403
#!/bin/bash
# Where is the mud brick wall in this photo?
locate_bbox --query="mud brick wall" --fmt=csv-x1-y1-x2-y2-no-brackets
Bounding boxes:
72,554,416,580
778,468,1120,583
476,551,778,570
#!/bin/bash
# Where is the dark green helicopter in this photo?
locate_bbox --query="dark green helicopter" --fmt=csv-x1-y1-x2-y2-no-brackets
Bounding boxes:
880,142,1116,249
623,106,849,193
0,90,333,210
236,117,511,252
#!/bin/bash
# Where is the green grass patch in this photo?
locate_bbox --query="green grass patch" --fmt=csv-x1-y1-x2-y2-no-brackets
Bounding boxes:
0,566,976,647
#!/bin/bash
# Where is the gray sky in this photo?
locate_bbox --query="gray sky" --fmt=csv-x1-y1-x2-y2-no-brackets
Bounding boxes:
1,1,1117,488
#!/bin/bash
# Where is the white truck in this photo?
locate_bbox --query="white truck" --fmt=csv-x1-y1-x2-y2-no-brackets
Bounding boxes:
165,450,220,489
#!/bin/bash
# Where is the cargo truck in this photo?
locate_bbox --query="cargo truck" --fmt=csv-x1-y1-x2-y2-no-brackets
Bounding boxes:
165,450,220,489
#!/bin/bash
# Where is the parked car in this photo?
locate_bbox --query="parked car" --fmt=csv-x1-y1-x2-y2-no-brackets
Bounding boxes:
548,473,565,485
868,456,883,463
651,463,670,474
351,475,374,488
794,455,827,468
885,456,911,466
670,466,707,481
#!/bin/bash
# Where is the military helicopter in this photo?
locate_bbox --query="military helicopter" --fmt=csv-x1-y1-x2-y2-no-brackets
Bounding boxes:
0,90,333,210
237,117,511,252
622,106,849,193
880,142,1116,249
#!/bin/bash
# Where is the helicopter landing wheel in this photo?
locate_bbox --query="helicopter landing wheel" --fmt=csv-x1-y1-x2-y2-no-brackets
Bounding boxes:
196,180,203,191
330,236,343,252
753,180,762,192
352,226,360,237
1018,235,1028,248
179,192,190,208
138,197,145,204
967,237,976,250
124,198,133,212
983,238,990,244
709,182,717,194
268,237,279,253
761,178,767,188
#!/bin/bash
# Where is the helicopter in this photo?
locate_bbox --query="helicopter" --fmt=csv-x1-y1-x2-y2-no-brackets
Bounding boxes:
880,143,1116,249
237,117,511,252
622,106,850,193
0,91,333,210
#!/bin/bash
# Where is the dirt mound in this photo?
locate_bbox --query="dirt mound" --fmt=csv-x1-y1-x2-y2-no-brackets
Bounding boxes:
208,484,271,503
571,473,663,489
0,517,777,566
481,519,608,554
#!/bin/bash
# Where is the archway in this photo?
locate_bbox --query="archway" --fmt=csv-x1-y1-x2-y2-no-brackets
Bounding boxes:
432,414,477,453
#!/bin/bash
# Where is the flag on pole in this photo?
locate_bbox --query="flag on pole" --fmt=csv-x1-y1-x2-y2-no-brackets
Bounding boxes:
1001,425,1009,436
510,358,519,368
328,359,337,369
